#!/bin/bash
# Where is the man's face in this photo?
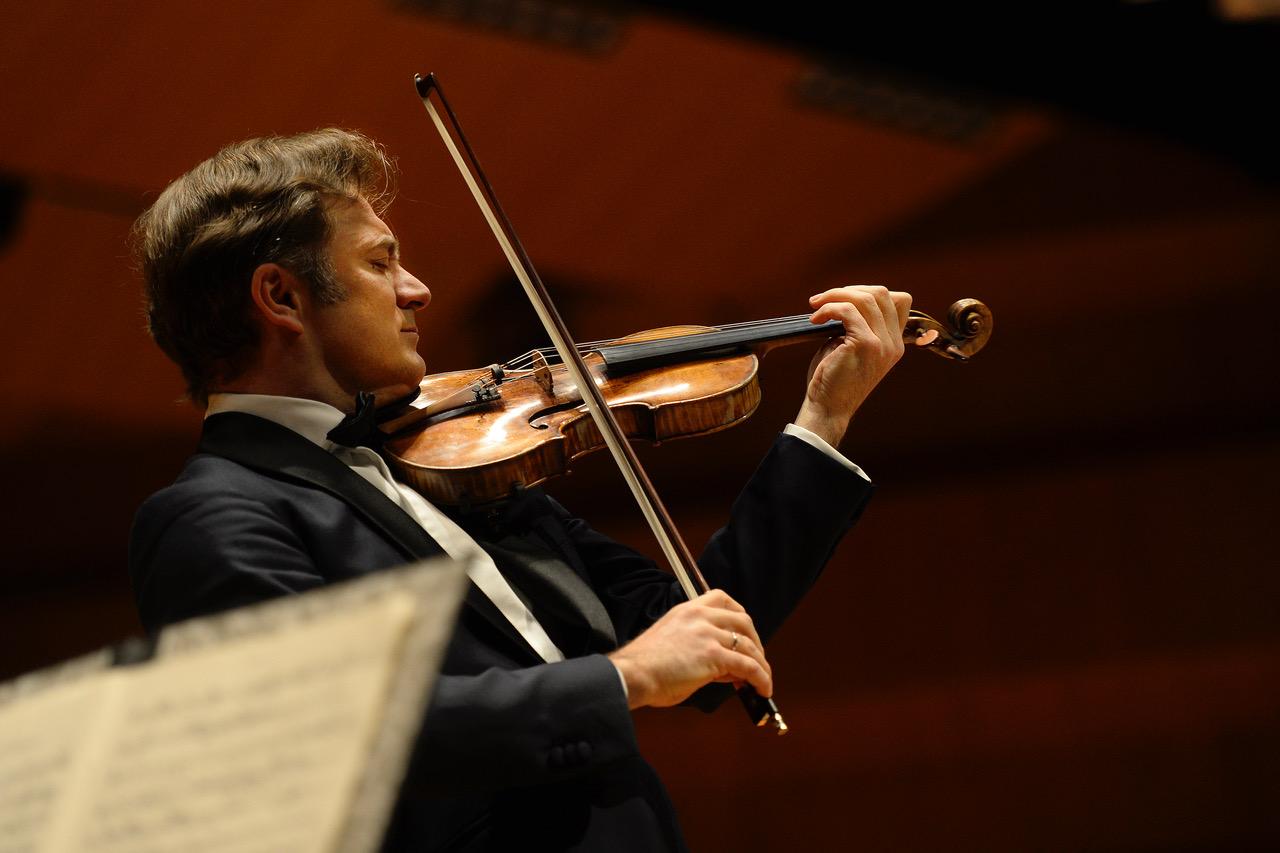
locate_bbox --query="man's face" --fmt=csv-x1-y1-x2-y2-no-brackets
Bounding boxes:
308,197,431,404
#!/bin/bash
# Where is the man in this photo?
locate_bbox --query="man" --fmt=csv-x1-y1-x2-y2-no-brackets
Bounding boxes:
129,128,910,851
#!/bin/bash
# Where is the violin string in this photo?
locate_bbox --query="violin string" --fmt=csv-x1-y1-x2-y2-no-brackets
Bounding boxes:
485,311,928,386
497,316,815,373
457,315,827,400
437,312,833,414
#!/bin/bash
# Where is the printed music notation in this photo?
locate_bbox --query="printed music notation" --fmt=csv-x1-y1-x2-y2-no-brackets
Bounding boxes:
0,558,469,853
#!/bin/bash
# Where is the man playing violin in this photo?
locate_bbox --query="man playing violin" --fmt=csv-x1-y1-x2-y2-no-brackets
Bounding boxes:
130,128,911,852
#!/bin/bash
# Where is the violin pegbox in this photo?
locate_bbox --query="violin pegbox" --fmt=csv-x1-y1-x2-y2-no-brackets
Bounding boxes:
905,298,993,361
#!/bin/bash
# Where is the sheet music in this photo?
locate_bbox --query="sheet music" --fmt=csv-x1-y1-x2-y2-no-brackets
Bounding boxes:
0,678,107,853
0,558,468,853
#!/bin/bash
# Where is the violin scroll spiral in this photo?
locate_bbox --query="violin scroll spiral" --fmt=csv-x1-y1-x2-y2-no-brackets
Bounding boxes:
906,298,993,361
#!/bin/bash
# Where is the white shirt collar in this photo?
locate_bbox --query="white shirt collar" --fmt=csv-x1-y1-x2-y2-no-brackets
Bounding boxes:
205,392,348,450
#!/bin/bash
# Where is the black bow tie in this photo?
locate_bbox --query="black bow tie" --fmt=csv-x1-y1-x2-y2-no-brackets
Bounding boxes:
327,391,380,448
326,389,421,448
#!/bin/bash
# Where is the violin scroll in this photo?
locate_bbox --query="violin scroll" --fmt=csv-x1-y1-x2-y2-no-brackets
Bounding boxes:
905,298,993,361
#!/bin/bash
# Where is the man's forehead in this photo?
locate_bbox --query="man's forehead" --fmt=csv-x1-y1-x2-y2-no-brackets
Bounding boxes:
327,195,396,246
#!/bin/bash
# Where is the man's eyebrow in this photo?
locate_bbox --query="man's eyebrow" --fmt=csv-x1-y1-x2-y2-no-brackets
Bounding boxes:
365,235,399,257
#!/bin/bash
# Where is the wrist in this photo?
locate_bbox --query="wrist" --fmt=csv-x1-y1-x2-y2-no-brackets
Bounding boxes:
607,651,652,710
794,402,851,448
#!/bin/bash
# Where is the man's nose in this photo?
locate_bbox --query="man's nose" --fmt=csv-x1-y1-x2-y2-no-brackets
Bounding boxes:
398,268,431,311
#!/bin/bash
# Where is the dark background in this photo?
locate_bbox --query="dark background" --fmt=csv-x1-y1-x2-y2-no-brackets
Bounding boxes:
2,1,1278,849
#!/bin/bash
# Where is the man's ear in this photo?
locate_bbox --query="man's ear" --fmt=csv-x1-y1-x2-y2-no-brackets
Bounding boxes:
249,263,306,334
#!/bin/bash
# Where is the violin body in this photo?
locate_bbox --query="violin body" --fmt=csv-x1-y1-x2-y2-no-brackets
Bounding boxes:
384,325,764,506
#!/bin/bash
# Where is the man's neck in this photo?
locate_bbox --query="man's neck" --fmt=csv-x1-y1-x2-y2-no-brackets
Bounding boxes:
215,374,353,413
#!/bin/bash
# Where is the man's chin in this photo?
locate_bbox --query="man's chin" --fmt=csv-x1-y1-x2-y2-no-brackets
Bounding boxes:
370,377,424,408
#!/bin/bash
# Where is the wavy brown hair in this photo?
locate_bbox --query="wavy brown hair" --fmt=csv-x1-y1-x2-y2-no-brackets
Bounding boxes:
133,128,396,404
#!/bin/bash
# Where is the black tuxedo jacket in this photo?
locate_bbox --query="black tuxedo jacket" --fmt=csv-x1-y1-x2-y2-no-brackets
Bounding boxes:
129,413,873,852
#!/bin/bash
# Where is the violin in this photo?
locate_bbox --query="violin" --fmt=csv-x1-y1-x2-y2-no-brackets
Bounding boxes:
380,300,992,508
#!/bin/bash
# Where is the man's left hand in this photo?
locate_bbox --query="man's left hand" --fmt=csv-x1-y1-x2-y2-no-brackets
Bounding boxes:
794,285,912,448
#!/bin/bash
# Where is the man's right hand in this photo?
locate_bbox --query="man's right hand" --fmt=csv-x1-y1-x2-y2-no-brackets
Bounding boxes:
607,589,772,710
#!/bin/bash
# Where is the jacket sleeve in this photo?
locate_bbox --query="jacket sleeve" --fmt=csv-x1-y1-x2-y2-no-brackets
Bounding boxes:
549,433,873,641
410,654,638,794
691,431,874,639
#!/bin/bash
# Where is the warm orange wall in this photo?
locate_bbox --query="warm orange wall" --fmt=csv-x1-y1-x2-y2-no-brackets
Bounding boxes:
2,3,1278,850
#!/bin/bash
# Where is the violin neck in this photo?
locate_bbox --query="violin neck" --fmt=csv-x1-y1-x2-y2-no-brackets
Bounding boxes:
599,315,842,375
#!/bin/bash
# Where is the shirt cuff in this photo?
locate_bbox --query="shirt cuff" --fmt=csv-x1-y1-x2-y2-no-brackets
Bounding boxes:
610,659,629,700
783,423,871,483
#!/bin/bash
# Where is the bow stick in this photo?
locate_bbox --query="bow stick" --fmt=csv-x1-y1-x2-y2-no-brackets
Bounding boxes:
413,73,788,734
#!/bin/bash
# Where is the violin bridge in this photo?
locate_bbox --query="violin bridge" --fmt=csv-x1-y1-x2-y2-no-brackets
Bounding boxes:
531,350,554,395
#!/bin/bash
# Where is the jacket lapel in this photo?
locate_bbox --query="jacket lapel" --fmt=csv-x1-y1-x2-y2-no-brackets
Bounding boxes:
200,412,441,560
198,412,545,663
481,536,618,656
